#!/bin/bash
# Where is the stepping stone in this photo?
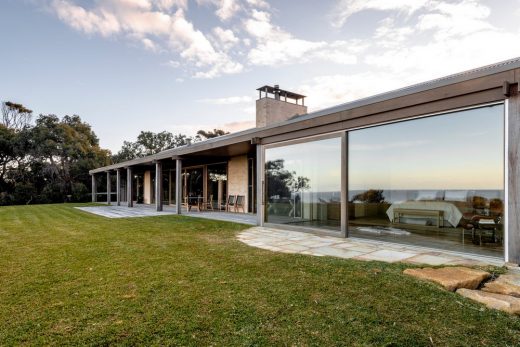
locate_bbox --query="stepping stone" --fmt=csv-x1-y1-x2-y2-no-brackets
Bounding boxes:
456,288,520,315
403,267,490,291
482,274,520,297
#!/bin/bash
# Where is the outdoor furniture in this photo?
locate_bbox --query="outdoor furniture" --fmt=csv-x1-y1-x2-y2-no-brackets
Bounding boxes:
461,215,503,245
188,196,203,212
223,195,236,212
393,208,444,228
235,195,245,213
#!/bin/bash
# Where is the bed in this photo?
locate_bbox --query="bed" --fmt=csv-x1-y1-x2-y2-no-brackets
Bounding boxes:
386,201,464,227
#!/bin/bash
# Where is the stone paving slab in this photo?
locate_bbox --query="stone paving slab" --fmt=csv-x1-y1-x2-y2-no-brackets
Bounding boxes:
403,267,491,291
457,288,520,315
75,205,256,224
238,227,504,267
76,206,175,218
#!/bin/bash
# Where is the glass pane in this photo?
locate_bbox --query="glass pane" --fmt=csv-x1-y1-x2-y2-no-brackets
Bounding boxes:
207,163,227,210
183,168,203,199
348,104,505,257
265,137,341,231
162,169,170,204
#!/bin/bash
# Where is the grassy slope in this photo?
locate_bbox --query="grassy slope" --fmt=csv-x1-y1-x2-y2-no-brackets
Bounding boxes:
0,204,518,346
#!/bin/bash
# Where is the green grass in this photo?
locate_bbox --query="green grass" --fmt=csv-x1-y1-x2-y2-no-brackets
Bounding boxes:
0,204,518,346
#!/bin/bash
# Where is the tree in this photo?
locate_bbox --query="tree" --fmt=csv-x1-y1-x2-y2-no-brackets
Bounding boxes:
112,131,193,163
0,103,111,205
1,101,32,131
351,189,386,203
196,128,229,140
265,159,310,199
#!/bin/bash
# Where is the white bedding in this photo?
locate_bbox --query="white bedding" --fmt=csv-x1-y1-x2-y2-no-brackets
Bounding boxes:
386,201,463,227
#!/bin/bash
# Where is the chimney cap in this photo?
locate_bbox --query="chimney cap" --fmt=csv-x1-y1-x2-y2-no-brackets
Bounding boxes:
256,85,306,100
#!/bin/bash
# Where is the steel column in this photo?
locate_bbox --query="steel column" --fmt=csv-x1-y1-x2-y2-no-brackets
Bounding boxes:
127,167,133,207
116,169,121,206
91,174,97,202
175,159,182,214
155,161,163,212
106,171,111,205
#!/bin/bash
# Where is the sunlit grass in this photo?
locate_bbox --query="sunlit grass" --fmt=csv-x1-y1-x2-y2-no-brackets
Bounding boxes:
0,204,518,346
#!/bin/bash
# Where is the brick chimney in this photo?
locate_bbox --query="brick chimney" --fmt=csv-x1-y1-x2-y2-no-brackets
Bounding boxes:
256,85,307,127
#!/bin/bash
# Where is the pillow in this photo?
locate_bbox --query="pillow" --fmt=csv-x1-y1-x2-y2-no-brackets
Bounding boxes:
444,190,468,202
416,190,440,201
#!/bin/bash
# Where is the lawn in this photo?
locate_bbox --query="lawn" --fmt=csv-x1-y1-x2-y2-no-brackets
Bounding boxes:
0,204,519,346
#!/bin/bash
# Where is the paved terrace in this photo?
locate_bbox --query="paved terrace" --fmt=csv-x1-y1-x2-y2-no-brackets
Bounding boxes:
76,205,504,267
238,227,505,267
75,204,257,225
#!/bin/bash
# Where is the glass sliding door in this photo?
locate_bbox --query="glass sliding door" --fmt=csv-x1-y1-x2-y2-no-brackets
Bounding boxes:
183,167,203,201
207,163,227,210
265,136,341,231
348,104,505,257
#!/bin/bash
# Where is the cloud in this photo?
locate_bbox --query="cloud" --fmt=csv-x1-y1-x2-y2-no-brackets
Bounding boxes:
215,0,240,20
244,9,362,66
221,120,256,132
199,96,253,104
47,0,520,84
331,0,429,28
49,0,242,78
212,26,239,49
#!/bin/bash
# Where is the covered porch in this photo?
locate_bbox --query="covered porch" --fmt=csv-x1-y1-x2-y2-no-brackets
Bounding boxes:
89,135,259,223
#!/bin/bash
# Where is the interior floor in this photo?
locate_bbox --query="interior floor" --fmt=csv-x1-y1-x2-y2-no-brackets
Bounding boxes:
349,218,503,258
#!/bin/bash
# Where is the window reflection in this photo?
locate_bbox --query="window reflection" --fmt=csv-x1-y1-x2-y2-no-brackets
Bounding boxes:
265,137,341,231
348,104,505,257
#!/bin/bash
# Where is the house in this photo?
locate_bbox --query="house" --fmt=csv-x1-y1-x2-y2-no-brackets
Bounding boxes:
90,57,520,265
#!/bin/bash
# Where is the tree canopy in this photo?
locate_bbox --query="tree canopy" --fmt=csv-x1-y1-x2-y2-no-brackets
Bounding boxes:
112,128,229,163
0,103,110,205
0,98,231,205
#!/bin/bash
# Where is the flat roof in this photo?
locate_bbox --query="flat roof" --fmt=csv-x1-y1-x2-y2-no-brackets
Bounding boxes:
257,85,306,99
91,56,520,174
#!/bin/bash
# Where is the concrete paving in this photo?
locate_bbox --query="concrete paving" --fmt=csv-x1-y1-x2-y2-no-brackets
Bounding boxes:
75,204,256,224
238,227,504,267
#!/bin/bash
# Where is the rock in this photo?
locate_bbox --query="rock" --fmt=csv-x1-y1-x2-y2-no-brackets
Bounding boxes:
456,288,520,315
403,267,490,291
482,274,520,297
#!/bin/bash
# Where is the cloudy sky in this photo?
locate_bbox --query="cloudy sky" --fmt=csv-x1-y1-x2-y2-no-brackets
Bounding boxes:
1,0,520,152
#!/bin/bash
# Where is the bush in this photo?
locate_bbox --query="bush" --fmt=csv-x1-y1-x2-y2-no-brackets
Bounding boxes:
12,183,36,205
71,182,89,202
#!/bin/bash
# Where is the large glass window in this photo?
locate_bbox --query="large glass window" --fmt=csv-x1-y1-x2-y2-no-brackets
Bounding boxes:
348,104,505,257
207,163,227,210
265,137,341,231
183,167,203,200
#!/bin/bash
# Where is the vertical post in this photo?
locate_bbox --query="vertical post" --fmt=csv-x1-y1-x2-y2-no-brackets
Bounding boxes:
127,167,133,207
175,159,182,214
341,132,349,238
106,171,111,205
203,165,208,205
507,84,520,264
116,169,121,206
256,144,264,226
155,161,163,211
91,174,97,202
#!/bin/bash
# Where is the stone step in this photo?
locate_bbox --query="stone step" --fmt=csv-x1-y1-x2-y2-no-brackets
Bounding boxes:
482,274,520,297
403,267,490,292
456,288,520,315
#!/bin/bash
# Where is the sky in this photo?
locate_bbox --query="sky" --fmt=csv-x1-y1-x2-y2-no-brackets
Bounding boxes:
1,0,520,153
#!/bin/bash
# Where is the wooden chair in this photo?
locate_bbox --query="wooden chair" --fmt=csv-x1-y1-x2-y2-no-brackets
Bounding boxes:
188,196,201,212
223,195,236,212
205,194,214,211
235,195,245,213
